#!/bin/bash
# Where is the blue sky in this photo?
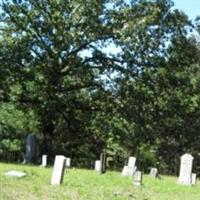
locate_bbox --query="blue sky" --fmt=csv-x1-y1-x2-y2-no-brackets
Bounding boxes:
173,0,200,21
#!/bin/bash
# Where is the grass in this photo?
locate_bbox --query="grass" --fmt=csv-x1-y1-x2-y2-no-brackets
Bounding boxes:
0,163,199,200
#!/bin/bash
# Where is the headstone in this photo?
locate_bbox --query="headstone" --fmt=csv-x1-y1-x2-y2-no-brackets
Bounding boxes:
5,170,27,178
178,153,193,185
150,168,158,178
95,160,101,172
65,157,71,168
191,173,197,186
100,152,106,174
126,166,137,176
122,156,137,177
134,171,142,186
24,134,37,163
40,155,47,167
51,155,66,185
128,157,136,167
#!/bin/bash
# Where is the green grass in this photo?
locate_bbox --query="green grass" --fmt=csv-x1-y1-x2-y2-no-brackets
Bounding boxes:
0,163,199,200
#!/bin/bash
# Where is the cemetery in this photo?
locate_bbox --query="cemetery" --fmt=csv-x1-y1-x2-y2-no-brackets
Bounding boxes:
1,153,200,199
0,0,200,199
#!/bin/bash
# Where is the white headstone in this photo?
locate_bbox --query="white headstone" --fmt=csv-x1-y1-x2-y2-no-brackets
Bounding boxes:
5,171,26,178
128,157,136,167
122,156,137,177
150,168,158,178
191,173,197,186
178,153,193,185
95,160,101,172
51,155,66,185
134,171,142,186
126,166,137,176
65,157,71,168
41,155,47,167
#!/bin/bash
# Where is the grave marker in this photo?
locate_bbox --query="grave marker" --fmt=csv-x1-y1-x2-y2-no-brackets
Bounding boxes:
126,166,137,176
51,155,66,185
95,160,101,172
192,173,197,186
134,171,142,186
122,156,137,177
41,155,47,167
24,134,37,163
178,153,193,185
5,171,27,178
128,157,136,167
65,157,71,168
150,168,158,178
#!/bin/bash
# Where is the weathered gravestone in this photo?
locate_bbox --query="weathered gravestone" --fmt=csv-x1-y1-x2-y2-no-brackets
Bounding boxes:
65,157,71,168
24,134,37,163
51,155,66,185
95,160,101,172
178,153,193,185
150,168,158,178
134,171,142,186
192,173,197,186
40,155,47,167
100,152,106,174
122,156,137,177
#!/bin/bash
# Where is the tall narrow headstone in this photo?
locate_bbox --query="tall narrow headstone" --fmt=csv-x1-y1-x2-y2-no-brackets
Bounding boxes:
178,153,193,185
41,155,47,167
134,171,142,186
51,155,66,185
100,152,106,174
150,168,158,178
24,134,37,163
95,160,101,172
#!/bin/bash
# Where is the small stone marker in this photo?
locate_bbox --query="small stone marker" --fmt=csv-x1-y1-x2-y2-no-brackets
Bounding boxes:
40,155,47,167
178,153,193,185
134,171,142,186
51,155,66,185
100,152,106,174
65,157,71,168
95,160,101,172
5,170,27,178
150,168,158,178
191,173,197,186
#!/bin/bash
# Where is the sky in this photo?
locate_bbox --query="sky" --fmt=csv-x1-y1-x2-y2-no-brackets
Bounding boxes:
173,0,200,21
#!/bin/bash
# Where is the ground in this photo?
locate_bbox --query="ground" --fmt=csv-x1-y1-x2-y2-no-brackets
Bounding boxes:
0,163,199,200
